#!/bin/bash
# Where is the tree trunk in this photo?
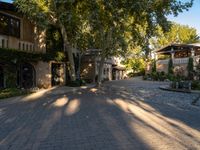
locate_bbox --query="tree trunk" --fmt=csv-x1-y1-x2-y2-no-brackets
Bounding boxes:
97,56,105,86
77,53,81,80
60,24,76,81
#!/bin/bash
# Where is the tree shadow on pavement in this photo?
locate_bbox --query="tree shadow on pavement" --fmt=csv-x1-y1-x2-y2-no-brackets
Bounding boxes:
0,85,200,150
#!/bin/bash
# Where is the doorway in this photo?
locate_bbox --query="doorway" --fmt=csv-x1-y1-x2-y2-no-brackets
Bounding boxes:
51,63,62,86
20,63,36,89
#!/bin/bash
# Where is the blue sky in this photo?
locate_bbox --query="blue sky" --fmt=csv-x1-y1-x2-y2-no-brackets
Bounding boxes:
1,0,200,35
168,0,200,36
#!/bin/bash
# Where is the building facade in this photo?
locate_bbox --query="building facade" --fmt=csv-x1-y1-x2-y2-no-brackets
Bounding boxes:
0,2,68,89
81,49,125,83
147,43,200,76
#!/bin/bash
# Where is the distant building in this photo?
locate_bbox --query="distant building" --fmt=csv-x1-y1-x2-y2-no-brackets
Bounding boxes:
81,49,125,83
147,43,200,76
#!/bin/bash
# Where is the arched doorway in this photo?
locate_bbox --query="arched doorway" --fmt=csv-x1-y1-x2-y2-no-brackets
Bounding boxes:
0,66,4,88
19,63,36,89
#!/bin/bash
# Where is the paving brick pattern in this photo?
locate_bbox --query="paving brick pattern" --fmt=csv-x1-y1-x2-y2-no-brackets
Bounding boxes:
0,79,200,150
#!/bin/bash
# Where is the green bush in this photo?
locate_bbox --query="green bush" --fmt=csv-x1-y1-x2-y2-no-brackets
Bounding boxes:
0,88,29,99
66,79,86,87
151,72,159,80
152,60,156,72
128,70,145,77
167,74,176,81
191,80,200,90
168,58,173,74
187,57,194,80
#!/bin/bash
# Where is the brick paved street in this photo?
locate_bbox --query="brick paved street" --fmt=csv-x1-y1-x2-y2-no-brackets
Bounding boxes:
0,78,200,150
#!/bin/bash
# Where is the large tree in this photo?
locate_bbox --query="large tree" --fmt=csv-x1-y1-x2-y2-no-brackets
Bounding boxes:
14,0,89,81
150,22,200,50
85,0,194,83
14,0,194,84
126,0,194,58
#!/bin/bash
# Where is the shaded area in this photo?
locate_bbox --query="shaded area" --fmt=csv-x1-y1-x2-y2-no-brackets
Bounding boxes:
0,79,200,150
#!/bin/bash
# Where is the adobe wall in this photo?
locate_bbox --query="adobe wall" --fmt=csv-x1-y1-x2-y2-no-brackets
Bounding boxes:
0,11,46,53
33,61,66,89
156,63,168,74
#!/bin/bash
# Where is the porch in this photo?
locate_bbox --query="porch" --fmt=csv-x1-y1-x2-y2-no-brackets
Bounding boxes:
154,43,200,74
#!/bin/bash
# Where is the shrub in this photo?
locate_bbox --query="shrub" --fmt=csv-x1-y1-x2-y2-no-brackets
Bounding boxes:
67,79,86,87
191,80,200,90
168,58,173,74
187,57,194,80
173,66,184,78
152,60,156,72
0,88,29,99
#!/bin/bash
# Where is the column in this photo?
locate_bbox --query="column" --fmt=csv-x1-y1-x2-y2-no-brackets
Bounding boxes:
191,48,195,57
171,47,174,59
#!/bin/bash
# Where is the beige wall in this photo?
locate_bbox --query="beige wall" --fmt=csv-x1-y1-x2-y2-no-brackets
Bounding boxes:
152,62,188,76
0,11,46,53
33,61,66,89
156,64,168,73
33,61,51,89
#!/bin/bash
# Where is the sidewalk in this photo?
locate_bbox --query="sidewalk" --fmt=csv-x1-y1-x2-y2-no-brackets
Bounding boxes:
0,84,95,104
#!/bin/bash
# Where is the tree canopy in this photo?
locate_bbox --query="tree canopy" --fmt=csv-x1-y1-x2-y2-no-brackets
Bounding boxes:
150,22,200,50
14,0,194,83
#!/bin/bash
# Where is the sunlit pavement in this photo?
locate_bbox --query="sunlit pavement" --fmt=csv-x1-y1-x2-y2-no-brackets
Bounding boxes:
0,78,200,150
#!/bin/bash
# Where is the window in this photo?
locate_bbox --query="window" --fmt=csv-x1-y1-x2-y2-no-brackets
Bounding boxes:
0,13,20,38
10,18,20,38
0,14,9,35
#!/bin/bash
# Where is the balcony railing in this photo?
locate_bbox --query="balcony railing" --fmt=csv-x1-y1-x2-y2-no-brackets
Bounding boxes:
156,59,169,65
173,58,189,65
0,35,35,52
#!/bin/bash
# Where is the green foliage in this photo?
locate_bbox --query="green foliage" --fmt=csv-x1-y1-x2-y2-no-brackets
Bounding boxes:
0,48,66,63
123,58,146,73
191,80,200,90
168,58,173,74
187,57,194,79
14,0,194,82
149,71,167,81
152,60,157,73
4,67,17,88
46,26,63,52
150,22,199,50
66,79,86,87
0,88,30,99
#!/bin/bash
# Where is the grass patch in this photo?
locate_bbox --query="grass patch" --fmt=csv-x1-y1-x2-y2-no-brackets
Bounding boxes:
0,88,30,99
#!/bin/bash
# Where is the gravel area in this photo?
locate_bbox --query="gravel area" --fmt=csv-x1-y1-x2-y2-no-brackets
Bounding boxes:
104,78,200,110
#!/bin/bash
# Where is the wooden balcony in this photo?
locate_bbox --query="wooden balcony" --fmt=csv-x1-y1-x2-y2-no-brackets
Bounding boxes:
0,35,35,52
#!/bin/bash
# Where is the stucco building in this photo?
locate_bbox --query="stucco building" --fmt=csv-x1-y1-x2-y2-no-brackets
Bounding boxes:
147,43,200,76
0,2,70,89
81,49,125,83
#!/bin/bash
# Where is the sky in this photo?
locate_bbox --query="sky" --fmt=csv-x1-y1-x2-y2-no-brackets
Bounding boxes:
168,0,200,36
1,0,200,35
